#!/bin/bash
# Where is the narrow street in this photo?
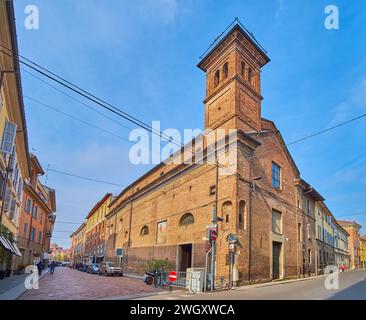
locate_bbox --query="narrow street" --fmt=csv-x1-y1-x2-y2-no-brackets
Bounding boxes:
19,267,162,300
138,270,366,300
18,267,366,300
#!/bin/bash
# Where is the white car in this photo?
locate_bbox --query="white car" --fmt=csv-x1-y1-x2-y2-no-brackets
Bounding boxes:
98,262,123,276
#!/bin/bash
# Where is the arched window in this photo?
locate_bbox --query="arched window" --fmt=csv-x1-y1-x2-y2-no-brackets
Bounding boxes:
180,213,194,226
248,68,253,84
241,61,246,78
214,69,220,87
222,62,228,79
239,200,246,229
140,225,149,236
222,201,233,224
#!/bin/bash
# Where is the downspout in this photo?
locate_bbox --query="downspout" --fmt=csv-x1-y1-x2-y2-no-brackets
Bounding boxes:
126,194,133,271
248,156,253,283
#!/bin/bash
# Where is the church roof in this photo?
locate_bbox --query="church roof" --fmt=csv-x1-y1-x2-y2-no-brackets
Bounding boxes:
197,23,270,71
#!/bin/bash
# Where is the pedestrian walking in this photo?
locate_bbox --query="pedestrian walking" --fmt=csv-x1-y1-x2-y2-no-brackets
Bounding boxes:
36,260,44,277
50,261,56,275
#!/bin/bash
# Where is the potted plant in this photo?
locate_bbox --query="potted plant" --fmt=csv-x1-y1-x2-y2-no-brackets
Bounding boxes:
144,259,174,287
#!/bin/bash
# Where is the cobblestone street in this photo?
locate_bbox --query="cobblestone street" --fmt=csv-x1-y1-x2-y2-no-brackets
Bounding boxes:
19,267,161,300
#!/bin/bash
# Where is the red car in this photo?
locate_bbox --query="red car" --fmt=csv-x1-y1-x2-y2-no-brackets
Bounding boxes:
340,265,347,272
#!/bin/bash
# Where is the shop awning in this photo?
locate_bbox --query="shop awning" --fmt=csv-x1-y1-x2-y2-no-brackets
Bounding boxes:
11,242,22,257
0,236,22,256
3,237,17,255
0,235,12,252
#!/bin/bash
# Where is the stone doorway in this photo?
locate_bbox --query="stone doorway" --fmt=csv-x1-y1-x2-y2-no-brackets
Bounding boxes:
177,244,192,272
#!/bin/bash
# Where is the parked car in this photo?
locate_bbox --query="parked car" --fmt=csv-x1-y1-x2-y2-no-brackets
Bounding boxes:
61,261,70,267
77,263,88,272
98,262,123,276
87,263,100,274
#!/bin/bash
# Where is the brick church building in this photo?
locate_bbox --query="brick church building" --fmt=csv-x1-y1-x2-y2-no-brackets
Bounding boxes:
105,24,320,284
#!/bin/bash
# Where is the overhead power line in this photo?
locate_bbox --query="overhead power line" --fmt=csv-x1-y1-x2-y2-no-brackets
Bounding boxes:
287,114,366,146
0,43,365,185
24,95,132,144
21,68,134,133
47,168,125,187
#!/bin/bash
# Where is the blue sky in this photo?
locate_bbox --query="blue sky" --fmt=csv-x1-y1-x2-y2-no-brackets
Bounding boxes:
13,0,366,248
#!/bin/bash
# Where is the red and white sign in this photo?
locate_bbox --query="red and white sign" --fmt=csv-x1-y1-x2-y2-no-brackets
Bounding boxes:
211,230,218,241
169,271,177,282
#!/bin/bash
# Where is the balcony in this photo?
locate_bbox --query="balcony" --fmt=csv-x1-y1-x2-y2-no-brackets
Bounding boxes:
48,213,56,223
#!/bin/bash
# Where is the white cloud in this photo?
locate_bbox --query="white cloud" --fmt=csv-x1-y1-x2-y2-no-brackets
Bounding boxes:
275,0,284,29
329,77,366,126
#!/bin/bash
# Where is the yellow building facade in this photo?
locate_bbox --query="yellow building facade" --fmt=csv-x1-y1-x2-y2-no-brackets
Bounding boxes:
84,194,113,263
361,236,366,269
0,0,31,274
315,202,336,271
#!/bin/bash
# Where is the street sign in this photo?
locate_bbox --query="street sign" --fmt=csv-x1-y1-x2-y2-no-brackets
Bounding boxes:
169,271,177,282
206,224,218,239
116,248,123,256
227,234,238,244
210,230,217,241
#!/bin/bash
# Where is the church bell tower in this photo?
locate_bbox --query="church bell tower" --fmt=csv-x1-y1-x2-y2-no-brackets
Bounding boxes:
197,24,270,133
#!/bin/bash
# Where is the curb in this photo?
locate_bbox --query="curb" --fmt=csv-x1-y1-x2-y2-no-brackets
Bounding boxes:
123,273,145,281
99,290,172,300
235,273,341,291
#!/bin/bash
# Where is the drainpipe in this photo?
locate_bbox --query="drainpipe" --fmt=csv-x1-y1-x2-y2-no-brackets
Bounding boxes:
248,157,253,283
126,200,133,271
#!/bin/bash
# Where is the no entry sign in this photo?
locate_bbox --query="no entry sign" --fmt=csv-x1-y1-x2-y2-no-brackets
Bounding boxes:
169,271,177,282
211,230,218,241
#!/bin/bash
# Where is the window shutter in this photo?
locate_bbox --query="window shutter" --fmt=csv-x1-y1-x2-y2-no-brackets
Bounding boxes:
13,163,19,187
4,189,11,212
9,197,16,219
1,121,17,154
17,178,23,198
0,171,4,200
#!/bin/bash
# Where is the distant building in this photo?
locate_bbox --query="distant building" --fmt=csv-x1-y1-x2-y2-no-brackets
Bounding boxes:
84,193,113,264
17,154,56,266
334,220,350,268
50,243,70,261
70,222,86,266
360,235,366,269
338,221,362,269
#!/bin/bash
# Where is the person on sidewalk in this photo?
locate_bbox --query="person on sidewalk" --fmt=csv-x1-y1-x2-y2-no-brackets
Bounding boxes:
36,260,44,277
50,261,56,275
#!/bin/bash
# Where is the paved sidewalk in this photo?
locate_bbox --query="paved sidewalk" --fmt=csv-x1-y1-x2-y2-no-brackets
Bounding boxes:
0,268,49,300
20,267,161,300
136,271,356,300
